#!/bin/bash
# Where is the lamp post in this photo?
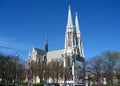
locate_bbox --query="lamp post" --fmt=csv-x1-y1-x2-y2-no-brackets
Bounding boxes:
72,46,76,86
16,53,18,86
61,53,67,84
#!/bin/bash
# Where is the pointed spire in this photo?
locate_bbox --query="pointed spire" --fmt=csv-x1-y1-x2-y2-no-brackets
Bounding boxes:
45,35,48,45
45,36,48,52
75,12,80,33
28,52,31,57
67,5,73,28
33,46,35,50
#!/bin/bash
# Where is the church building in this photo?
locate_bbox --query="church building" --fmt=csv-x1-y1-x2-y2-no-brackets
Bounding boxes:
28,5,85,83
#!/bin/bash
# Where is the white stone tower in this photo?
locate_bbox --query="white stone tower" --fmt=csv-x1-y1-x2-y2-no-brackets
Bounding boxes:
64,6,84,67
64,5,75,67
75,12,84,58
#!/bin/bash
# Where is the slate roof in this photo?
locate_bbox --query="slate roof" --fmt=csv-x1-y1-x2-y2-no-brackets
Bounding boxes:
34,47,46,58
47,49,64,62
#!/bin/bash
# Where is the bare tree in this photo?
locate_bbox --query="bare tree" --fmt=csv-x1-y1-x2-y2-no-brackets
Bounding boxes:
102,51,120,84
44,62,50,83
0,54,26,85
87,56,104,82
49,59,57,82
63,67,72,82
48,59,64,83
87,51,120,84
37,61,44,83
26,60,37,85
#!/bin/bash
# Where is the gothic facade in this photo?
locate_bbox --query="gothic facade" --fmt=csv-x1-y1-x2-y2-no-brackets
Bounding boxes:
28,5,85,83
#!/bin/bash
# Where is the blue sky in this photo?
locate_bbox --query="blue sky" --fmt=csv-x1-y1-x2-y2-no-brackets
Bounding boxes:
0,0,120,61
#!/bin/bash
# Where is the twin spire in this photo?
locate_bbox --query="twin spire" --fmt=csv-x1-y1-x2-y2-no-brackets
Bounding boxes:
67,5,73,28
67,5,80,34
75,12,80,34
65,5,84,58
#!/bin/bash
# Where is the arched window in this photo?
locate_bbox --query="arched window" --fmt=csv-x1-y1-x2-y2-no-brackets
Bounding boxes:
43,55,47,63
67,57,70,67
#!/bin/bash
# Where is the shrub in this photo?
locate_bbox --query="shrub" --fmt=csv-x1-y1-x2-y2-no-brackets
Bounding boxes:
4,83,15,86
106,84,120,86
32,83,44,86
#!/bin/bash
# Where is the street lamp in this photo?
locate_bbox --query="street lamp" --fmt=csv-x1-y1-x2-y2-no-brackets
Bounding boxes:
72,46,76,86
15,53,18,86
61,53,67,84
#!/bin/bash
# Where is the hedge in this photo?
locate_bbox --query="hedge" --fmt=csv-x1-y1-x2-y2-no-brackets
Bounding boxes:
32,83,44,86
